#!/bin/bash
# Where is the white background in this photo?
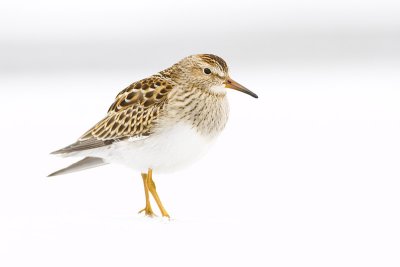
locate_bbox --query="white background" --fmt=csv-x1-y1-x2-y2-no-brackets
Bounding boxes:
1,0,400,266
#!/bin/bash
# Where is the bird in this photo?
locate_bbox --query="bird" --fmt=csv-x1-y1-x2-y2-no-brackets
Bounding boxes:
49,54,258,218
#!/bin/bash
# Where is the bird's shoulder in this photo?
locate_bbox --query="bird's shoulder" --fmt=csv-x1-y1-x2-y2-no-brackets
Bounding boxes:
79,75,176,142
107,75,176,113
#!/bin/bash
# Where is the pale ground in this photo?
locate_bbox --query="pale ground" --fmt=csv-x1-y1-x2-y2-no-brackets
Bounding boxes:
0,60,399,266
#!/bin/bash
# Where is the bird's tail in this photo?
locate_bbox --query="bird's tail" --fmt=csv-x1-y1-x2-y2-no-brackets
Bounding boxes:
48,157,108,177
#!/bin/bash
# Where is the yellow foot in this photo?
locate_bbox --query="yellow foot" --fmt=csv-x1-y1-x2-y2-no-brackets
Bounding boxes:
138,169,171,219
147,169,171,218
138,207,156,217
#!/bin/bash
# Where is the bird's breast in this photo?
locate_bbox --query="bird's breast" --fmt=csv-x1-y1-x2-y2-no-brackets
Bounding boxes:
167,90,230,137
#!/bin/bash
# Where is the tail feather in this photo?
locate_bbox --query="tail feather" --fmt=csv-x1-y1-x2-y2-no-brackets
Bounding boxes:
48,157,108,177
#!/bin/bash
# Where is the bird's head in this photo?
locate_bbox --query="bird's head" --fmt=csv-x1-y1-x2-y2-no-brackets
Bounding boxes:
176,54,258,98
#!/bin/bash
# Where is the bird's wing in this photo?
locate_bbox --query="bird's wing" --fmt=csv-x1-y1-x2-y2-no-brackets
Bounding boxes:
51,76,175,154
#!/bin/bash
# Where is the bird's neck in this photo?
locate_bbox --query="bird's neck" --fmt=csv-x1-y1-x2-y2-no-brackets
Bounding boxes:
158,63,183,81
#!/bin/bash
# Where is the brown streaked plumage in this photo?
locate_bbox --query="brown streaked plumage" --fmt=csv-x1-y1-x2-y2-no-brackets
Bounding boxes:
199,54,229,72
49,54,258,218
52,76,174,154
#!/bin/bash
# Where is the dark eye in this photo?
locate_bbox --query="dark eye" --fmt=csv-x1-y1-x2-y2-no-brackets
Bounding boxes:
203,68,211,75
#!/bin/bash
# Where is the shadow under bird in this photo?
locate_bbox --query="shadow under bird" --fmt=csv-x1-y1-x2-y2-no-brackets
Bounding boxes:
49,54,258,218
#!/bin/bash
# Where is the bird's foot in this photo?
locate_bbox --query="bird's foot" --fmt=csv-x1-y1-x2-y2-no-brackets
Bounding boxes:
138,206,156,217
160,211,170,219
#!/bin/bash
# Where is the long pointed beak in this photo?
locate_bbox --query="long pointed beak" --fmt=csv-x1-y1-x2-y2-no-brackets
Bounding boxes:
224,78,258,98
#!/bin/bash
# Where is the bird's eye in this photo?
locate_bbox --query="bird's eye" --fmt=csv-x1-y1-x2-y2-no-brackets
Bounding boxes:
203,68,211,75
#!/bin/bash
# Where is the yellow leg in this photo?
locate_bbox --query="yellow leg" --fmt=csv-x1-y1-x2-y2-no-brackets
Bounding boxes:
138,173,156,217
147,169,170,218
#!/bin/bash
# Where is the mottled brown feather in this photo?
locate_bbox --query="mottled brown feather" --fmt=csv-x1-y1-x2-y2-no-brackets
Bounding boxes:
51,76,175,154
80,76,174,141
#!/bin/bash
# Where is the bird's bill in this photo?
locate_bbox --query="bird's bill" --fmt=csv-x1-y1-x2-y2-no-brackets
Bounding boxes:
224,78,258,98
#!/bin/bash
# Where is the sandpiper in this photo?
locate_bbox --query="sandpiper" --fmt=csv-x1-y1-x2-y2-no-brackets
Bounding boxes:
49,54,258,218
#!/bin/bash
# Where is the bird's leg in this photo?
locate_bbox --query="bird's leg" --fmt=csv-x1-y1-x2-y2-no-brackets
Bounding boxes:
138,173,156,217
147,168,170,218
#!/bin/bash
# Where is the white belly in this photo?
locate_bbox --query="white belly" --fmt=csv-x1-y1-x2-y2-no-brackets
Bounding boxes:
96,122,217,173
